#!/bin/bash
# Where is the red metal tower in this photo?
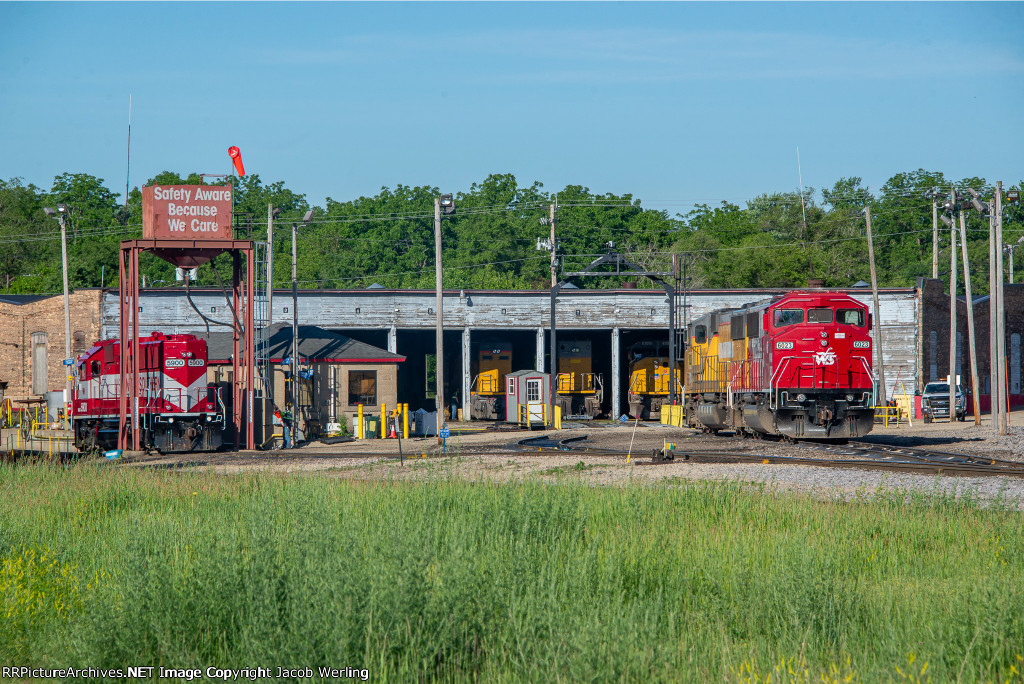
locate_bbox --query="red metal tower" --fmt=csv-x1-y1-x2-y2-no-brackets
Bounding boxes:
117,185,256,451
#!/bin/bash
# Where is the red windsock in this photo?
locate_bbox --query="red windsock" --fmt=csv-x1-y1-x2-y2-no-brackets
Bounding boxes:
228,146,245,176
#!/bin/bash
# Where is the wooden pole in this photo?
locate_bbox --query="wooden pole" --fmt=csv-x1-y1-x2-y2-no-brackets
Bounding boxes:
959,211,981,424
864,207,886,404
989,203,999,427
995,182,1007,434
932,194,939,279
949,196,958,422
434,197,444,434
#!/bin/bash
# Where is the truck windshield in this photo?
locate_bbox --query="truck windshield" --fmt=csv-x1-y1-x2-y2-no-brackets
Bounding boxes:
924,383,950,394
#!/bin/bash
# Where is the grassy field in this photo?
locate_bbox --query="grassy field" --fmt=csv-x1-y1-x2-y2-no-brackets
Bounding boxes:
1,463,1022,682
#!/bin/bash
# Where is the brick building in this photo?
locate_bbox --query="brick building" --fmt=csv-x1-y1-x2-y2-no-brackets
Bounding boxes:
0,289,104,400
202,323,404,442
917,277,1024,406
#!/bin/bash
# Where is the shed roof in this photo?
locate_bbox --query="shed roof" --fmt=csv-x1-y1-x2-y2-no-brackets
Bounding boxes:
200,323,405,364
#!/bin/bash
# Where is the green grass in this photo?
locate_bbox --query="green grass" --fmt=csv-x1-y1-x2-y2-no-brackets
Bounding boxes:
1,465,1022,682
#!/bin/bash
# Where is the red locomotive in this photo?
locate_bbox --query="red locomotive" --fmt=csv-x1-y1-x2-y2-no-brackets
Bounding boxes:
72,332,225,452
684,291,875,439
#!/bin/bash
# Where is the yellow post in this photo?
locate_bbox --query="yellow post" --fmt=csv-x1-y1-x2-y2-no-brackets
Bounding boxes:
554,404,561,430
402,403,409,439
357,404,363,439
380,403,387,439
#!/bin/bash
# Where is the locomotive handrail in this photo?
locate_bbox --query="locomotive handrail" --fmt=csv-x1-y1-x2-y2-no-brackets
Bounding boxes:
855,356,874,399
769,357,793,411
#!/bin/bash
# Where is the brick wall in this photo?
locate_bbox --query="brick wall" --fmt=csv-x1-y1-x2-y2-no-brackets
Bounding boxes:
918,278,1024,398
0,290,104,398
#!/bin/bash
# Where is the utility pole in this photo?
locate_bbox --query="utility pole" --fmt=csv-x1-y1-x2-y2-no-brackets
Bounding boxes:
932,188,939,279
864,207,886,404
267,204,275,331
989,201,1000,431
434,194,455,426
549,202,558,425
550,203,557,288
291,218,298,448
995,181,1007,434
43,205,72,408
434,197,443,424
948,193,958,422
959,210,981,424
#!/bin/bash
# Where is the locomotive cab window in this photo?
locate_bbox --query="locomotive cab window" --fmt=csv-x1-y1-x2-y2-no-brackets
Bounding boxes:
773,309,804,327
693,325,707,345
807,308,834,324
90,360,101,377
837,308,864,326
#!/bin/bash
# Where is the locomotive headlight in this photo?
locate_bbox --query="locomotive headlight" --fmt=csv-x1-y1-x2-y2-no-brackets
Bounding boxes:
796,394,807,403
776,341,794,350
820,331,828,338
853,340,870,348
846,394,854,401
168,417,174,424
820,340,828,347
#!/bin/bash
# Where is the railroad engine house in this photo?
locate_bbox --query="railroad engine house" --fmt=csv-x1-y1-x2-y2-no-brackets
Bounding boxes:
72,332,224,452
684,291,875,439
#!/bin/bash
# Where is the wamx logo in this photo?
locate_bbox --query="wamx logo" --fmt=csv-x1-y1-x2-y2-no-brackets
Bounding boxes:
813,348,837,366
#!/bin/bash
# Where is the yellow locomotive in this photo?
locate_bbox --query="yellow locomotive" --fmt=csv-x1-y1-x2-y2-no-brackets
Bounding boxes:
555,340,603,419
469,340,513,420
626,340,683,419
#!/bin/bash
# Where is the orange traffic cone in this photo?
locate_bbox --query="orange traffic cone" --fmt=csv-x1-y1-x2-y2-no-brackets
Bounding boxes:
388,418,397,439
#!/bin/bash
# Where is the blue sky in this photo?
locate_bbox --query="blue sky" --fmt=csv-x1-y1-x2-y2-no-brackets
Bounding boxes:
1,2,1022,215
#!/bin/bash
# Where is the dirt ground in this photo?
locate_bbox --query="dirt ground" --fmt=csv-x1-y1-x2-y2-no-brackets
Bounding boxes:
118,410,1024,508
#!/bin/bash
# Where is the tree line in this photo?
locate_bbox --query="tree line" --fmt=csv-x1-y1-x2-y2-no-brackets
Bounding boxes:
0,169,1020,295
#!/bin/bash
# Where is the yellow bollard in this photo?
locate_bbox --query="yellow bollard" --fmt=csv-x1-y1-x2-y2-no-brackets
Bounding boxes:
403,403,409,439
357,404,363,439
554,404,561,430
380,403,386,439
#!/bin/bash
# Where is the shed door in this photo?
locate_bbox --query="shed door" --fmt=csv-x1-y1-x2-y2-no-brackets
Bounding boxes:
526,378,544,422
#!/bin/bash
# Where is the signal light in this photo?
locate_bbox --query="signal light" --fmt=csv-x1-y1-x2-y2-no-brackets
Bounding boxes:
228,146,245,176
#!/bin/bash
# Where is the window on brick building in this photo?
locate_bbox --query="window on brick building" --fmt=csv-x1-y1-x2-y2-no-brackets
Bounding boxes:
348,371,377,406
929,331,937,382
1013,333,1021,395
73,330,88,354
31,332,48,395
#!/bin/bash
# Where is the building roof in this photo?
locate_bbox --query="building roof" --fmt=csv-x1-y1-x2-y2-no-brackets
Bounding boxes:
0,294,53,305
200,323,405,364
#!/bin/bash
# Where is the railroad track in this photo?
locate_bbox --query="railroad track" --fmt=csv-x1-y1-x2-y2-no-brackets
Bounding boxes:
106,433,1024,480
515,434,1024,479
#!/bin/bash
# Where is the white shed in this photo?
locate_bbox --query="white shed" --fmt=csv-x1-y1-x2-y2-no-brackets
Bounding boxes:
504,370,551,426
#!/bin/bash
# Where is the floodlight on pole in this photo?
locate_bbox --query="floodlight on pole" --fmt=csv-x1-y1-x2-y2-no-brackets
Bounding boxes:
966,188,988,214
440,194,455,216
